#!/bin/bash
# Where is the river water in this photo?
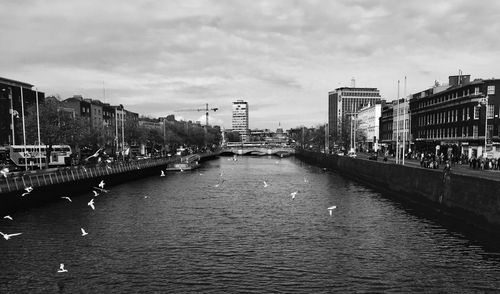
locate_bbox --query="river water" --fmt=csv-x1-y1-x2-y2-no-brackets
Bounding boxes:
1,156,500,293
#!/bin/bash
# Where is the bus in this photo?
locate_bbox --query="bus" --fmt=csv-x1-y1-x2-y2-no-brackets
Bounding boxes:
7,145,72,168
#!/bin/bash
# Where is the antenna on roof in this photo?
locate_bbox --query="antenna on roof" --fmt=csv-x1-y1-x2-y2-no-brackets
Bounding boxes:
351,77,356,88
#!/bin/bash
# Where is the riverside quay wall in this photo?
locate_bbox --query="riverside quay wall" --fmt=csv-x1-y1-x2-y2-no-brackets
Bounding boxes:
0,152,219,214
296,150,500,233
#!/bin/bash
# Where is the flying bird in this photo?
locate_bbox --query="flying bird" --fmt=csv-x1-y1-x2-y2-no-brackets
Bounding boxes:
3,215,13,221
214,179,225,188
21,186,34,197
328,206,337,216
263,181,269,188
0,232,22,240
290,191,298,199
57,263,68,273
92,190,99,197
81,228,88,236
98,180,105,189
61,196,72,202
0,167,9,178
92,187,109,193
160,170,165,177
88,199,95,210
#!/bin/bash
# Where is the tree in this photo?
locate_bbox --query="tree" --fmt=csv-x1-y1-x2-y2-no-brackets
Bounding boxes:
24,100,83,167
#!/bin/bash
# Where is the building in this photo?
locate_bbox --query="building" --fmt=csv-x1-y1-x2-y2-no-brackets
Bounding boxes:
392,98,411,154
232,99,249,142
0,77,45,146
356,102,383,151
328,87,382,145
410,74,500,159
379,104,394,152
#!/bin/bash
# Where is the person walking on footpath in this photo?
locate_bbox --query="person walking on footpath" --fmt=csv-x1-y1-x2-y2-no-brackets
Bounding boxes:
443,160,451,183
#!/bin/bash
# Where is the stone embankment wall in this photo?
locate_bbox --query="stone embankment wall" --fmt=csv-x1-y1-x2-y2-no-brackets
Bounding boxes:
296,151,500,232
0,152,219,214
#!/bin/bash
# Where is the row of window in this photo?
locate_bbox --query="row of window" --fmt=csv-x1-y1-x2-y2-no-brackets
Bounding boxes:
418,105,495,126
417,125,497,139
416,85,495,109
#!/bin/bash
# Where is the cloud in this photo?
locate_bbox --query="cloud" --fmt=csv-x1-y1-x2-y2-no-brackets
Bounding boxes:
2,0,500,129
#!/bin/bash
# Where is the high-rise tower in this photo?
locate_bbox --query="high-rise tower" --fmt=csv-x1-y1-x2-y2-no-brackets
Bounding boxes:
232,99,249,142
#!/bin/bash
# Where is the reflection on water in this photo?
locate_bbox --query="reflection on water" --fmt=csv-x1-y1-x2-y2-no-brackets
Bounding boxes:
1,156,500,293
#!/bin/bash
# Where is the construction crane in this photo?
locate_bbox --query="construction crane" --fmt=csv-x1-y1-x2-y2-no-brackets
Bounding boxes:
175,103,219,126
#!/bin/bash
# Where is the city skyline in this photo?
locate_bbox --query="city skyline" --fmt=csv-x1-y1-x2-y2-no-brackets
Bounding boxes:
2,0,500,129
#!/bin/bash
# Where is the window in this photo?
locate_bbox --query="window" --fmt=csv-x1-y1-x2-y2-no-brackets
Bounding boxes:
488,125,493,138
473,125,478,138
487,104,494,119
475,87,480,95
474,106,480,119
488,85,495,95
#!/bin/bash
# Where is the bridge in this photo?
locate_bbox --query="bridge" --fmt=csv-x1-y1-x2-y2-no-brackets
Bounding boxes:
220,142,295,157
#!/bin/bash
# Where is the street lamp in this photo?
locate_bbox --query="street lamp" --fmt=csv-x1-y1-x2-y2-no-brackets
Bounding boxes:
478,95,489,157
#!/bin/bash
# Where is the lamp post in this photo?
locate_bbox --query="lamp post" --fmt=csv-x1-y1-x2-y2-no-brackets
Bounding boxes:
478,96,489,157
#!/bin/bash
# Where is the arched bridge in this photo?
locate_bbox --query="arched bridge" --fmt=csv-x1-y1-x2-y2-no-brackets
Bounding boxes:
220,143,295,157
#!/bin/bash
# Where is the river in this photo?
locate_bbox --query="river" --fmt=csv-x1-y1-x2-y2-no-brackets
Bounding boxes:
1,156,500,293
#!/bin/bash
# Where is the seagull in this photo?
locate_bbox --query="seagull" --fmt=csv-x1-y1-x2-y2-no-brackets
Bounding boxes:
57,263,68,273
88,199,95,210
98,180,105,189
290,191,298,199
0,167,9,178
0,232,22,240
328,206,337,216
21,186,34,196
92,187,109,193
180,167,184,172
3,215,13,221
160,170,165,177
81,228,88,236
61,196,72,202
92,190,99,197
214,179,225,188
263,181,269,188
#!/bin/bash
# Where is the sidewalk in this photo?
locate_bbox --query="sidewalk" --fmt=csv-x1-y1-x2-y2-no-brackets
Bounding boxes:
355,153,500,181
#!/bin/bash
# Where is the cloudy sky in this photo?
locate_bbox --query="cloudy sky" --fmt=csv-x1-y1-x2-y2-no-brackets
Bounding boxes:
2,0,500,129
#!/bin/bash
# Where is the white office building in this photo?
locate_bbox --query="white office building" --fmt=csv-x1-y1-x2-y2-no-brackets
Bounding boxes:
232,99,249,142
357,103,382,151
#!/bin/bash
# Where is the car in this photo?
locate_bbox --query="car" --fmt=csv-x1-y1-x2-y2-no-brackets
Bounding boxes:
347,150,357,158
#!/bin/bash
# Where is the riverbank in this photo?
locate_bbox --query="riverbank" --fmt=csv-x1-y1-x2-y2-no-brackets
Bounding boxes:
0,151,219,214
296,150,500,235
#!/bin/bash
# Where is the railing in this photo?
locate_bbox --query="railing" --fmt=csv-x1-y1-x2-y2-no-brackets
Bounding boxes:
0,157,175,194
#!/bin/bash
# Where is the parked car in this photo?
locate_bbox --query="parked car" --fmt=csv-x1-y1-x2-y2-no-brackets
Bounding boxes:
347,150,357,158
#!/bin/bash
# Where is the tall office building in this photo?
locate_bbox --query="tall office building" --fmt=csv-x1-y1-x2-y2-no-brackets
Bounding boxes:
328,87,382,143
232,99,249,142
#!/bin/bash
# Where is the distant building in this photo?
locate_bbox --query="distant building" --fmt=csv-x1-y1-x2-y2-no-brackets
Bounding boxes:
392,98,411,154
379,103,394,152
328,87,382,145
356,102,383,151
0,76,45,145
232,99,249,142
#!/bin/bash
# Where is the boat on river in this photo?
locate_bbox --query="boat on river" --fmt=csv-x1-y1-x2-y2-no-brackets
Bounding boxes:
165,154,201,171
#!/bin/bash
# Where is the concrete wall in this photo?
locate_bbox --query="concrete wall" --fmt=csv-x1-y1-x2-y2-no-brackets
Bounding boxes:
297,151,500,231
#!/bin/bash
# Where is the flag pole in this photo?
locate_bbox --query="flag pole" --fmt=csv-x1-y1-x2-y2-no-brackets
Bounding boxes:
36,88,42,169
20,86,27,171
